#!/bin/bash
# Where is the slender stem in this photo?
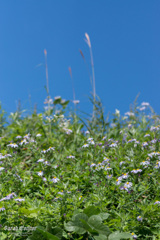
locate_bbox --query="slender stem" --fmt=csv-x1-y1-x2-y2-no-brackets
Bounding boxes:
44,49,49,96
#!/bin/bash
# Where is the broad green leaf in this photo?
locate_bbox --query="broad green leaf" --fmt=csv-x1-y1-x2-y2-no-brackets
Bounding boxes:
94,234,108,240
88,215,110,236
98,213,110,220
31,226,60,240
108,231,131,240
65,213,88,234
84,206,101,217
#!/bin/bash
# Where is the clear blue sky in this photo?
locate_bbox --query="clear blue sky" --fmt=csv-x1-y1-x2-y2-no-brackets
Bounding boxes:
0,1,160,117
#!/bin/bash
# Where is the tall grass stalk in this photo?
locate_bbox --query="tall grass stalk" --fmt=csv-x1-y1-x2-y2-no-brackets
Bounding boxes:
44,49,49,97
84,33,96,118
68,66,76,114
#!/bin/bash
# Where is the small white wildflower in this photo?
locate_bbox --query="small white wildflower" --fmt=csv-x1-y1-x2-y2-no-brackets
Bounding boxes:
36,133,42,137
37,158,45,163
0,207,5,211
16,135,22,139
82,144,89,148
131,169,142,174
67,155,75,159
37,171,43,176
124,182,132,188
131,232,138,239
7,143,18,148
15,198,25,202
51,177,59,183
125,112,135,117
141,102,149,106
0,167,4,171
144,134,150,137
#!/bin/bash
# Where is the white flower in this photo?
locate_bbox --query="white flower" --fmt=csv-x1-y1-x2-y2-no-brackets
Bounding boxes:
131,232,138,239
124,182,132,189
154,161,160,169
43,161,50,166
141,102,149,106
47,147,55,152
54,96,61,100
67,155,75,159
109,143,117,148
127,139,136,143
19,139,29,146
7,143,18,148
43,177,47,181
105,167,112,171
0,167,4,171
131,169,142,174
51,177,59,183
144,134,150,137
90,163,96,167
37,171,43,176
36,133,42,137
142,142,148,147
0,207,5,211
72,100,80,104
15,198,25,202
116,179,121,185
121,173,129,179
37,158,45,163
139,106,146,111
125,112,135,117
82,144,89,148
41,149,47,154
16,135,22,139
85,130,90,134
115,109,120,116
140,161,150,166
24,134,31,139
107,175,112,179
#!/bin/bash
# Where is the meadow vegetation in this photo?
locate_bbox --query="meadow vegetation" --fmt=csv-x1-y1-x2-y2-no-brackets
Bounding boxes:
0,96,160,240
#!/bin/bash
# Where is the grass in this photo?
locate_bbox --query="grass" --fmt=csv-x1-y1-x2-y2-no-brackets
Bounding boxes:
0,97,159,239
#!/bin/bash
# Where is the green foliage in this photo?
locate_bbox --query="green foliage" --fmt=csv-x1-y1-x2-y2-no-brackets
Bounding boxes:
0,97,160,239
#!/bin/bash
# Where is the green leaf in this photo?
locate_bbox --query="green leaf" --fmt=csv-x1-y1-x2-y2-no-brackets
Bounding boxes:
94,234,108,240
88,215,110,236
108,231,131,240
65,213,88,234
98,213,110,220
0,232,7,240
32,226,60,240
51,227,63,239
84,206,101,217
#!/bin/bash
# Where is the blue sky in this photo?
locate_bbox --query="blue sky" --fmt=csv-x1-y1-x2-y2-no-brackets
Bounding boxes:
0,1,160,117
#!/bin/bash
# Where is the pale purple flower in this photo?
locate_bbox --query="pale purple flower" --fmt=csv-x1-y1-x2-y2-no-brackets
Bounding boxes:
137,216,143,222
0,207,5,211
7,143,18,148
37,158,45,163
15,198,25,202
51,177,59,183
82,144,89,148
67,155,75,159
36,133,42,137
